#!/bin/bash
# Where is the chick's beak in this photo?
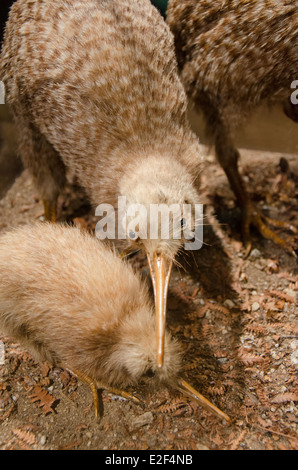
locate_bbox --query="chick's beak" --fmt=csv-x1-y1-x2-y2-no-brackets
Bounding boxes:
146,251,173,368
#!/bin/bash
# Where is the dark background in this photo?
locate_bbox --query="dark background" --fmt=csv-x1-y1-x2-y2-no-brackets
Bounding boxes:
0,0,15,47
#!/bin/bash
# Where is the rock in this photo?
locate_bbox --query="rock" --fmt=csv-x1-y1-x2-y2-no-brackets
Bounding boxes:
196,443,210,450
290,340,298,350
39,435,47,446
223,299,235,309
250,248,261,260
251,302,260,312
284,288,296,301
290,350,298,366
131,411,154,429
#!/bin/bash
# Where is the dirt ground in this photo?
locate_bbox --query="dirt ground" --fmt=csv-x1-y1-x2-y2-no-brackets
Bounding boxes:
0,129,297,450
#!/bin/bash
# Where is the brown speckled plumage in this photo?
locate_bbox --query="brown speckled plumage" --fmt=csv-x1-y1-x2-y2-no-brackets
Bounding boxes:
167,0,298,134
0,224,180,388
0,0,202,245
167,0,298,252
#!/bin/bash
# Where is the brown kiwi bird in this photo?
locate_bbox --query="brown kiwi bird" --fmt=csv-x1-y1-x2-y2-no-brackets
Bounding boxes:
166,0,298,256
0,0,203,367
0,223,230,422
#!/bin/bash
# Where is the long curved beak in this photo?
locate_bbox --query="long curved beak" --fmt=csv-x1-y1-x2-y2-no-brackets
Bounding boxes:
176,378,231,423
146,251,173,368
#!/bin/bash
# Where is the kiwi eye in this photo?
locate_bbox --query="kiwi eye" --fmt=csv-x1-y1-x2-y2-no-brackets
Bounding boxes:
180,218,187,228
145,368,155,378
